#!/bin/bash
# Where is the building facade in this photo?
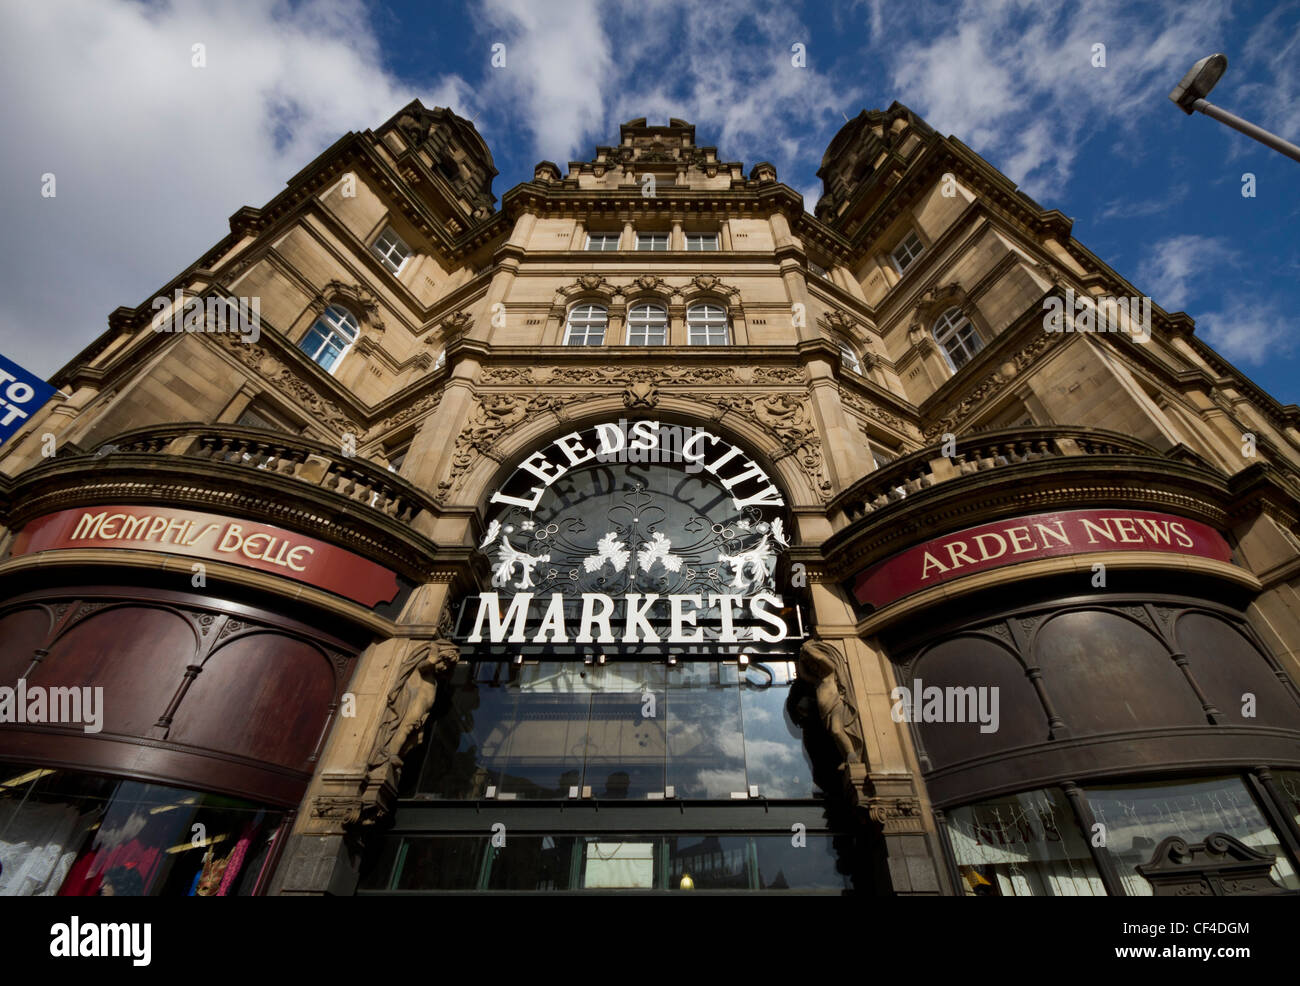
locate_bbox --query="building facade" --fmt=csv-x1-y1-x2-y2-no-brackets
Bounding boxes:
2,102,1300,896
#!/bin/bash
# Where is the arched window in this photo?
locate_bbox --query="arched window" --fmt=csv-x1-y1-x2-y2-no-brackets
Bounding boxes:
564,303,607,346
934,307,983,370
687,303,729,346
626,303,668,345
838,342,861,374
299,304,359,372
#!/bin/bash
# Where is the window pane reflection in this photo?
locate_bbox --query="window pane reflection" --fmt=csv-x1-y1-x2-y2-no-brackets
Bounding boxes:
361,834,850,891
1083,776,1299,894
944,787,1105,896
412,661,816,801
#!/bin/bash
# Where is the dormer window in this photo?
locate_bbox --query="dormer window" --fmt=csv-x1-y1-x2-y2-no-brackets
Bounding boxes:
299,304,359,373
934,307,983,371
586,232,620,252
685,233,719,251
636,232,669,252
891,231,924,275
372,226,411,275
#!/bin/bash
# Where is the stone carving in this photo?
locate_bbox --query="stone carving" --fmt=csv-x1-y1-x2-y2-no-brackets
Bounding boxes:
437,393,570,496
797,639,864,764
366,638,461,775
625,273,669,296
752,366,805,384
865,796,923,833
923,332,1054,438
820,309,859,336
719,392,832,499
434,310,472,343
310,796,366,825
215,333,363,436
841,390,910,434
378,390,442,432
548,364,739,386
686,273,740,303
479,366,535,384
320,280,385,332
622,381,658,407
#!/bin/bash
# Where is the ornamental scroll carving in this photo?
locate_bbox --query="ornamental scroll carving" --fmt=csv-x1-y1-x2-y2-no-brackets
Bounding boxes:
214,333,362,436
840,390,910,434
436,392,576,497
923,331,1054,439
718,392,832,500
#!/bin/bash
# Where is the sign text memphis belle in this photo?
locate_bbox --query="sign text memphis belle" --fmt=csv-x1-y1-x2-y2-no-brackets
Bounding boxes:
465,419,794,646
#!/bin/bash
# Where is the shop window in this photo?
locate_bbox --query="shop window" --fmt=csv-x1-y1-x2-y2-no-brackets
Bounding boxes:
0,766,283,896
359,833,850,892
944,787,1105,896
933,307,982,371
371,226,411,274
1082,775,1300,895
299,304,359,372
563,303,607,345
626,303,668,345
687,304,729,345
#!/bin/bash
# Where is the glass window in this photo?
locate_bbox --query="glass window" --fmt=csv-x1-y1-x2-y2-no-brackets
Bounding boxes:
667,836,750,889
563,303,607,345
839,342,861,374
0,766,282,896
392,837,486,890
407,661,815,802
298,304,359,372
585,232,620,252
687,304,728,345
752,835,850,890
870,445,895,470
891,231,924,274
934,307,982,371
808,261,832,280
626,303,668,346
685,233,719,251
487,836,579,890
636,232,669,251
1083,775,1300,895
1277,770,1300,830
944,787,1106,896
372,226,411,274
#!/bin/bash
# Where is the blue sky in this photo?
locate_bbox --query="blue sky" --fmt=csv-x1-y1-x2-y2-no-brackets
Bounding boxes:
1,0,1297,405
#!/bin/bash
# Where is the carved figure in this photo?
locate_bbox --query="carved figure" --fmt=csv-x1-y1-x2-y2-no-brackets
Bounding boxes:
368,638,460,774
797,639,863,764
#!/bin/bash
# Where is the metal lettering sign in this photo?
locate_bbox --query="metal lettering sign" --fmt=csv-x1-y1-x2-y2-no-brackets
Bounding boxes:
465,419,796,648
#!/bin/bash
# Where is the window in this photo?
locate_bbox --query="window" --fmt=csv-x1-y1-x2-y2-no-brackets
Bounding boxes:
685,232,718,251
298,304,359,372
839,342,861,374
626,303,668,345
687,304,729,345
586,232,620,252
434,350,446,370
636,232,669,251
870,444,895,470
372,226,411,274
934,307,983,371
386,448,408,474
809,261,832,280
563,303,607,346
890,231,924,274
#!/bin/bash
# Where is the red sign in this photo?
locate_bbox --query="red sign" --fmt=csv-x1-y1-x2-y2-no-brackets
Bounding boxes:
10,506,400,607
853,508,1232,609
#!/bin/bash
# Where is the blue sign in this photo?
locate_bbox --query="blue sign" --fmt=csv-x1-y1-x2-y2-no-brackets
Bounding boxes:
0,353,57,446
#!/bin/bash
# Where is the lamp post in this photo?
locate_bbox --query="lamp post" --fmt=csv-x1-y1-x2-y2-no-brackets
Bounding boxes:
1169,53,1300,163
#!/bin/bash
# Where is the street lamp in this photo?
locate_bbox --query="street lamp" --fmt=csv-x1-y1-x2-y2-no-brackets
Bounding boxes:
1169,53,1300,163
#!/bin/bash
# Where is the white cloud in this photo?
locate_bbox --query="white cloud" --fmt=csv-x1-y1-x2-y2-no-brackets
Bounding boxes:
1097,181,1190,221
1196,300,1293,365
879,0,1233,199
1136,234,1238,310
0,0,472,377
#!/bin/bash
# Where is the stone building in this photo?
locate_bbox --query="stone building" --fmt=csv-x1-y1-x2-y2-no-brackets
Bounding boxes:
2,100,1299,896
